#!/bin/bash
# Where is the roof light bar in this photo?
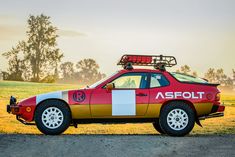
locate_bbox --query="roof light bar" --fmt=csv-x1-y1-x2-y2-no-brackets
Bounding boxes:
118,54,177,70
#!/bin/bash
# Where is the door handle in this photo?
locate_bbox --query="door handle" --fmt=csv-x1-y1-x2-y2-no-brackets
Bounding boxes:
136,93,148,97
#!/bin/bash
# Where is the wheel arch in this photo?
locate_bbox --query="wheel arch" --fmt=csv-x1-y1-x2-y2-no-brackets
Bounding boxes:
160,99,201,127
33,98,72,121
160,99,197,116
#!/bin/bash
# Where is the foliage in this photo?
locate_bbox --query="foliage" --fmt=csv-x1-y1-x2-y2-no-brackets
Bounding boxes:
58,59,106,85
204,68,233,87
192,71,198,77
2,14,63,82
2,41,27,81
178,65,191,74
175,65,234,88
76,59,106,85
204,68,216,83
40,75,57,83
176,65,197,77
26,14,63,82
60,62,75,80
233,69,235,82
1,14,233,86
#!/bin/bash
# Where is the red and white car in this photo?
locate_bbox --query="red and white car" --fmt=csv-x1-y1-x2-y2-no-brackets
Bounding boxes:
7,55,225,136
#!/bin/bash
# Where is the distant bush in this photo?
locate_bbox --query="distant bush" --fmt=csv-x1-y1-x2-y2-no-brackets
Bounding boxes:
40,75,56,83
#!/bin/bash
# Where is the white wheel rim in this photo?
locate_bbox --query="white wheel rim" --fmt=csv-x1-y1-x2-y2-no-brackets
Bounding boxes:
167,109,189,131
41,107,64,129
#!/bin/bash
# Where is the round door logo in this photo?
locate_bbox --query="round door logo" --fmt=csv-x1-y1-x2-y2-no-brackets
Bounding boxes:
73,91,86,102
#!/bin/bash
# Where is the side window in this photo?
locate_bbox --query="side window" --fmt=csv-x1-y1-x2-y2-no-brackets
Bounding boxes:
150,73,169,88
111,73,148,89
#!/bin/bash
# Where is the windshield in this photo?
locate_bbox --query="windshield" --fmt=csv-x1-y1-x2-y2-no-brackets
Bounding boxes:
89,71,119,88
171,72,208,84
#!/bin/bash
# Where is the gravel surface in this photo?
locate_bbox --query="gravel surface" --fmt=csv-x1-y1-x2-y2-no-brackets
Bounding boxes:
0,134,234,157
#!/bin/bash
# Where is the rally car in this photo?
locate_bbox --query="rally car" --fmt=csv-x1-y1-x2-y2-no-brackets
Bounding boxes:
7,55,225,136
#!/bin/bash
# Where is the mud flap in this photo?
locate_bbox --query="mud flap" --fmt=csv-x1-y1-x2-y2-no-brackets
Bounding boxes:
195,117,203,127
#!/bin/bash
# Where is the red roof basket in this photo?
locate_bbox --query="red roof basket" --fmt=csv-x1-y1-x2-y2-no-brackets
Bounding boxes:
118,54,177,71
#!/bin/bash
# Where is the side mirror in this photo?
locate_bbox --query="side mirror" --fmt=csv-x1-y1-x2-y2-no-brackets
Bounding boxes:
106,83,114,91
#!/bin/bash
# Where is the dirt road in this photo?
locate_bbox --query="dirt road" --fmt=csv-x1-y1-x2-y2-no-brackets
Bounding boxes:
0,134,234,157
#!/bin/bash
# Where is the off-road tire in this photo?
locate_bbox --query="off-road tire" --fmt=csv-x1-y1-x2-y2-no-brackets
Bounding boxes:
35,100,71,135
152,120,165,134
159,101,195,136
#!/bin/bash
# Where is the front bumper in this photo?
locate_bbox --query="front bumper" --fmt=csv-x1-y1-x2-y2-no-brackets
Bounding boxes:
7,104,20,114
7,96,36,122
7,104,35,125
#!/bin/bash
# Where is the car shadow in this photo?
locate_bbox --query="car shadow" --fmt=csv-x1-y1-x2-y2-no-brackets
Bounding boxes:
0,133,232,137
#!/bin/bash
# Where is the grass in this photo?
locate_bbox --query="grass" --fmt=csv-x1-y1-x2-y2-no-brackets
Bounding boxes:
220,93,235,106
0,80,235,135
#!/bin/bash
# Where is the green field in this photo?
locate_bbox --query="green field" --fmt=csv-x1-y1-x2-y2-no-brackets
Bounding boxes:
0,81,235,134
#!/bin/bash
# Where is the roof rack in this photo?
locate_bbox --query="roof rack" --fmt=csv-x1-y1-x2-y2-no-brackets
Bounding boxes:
117,54,177,71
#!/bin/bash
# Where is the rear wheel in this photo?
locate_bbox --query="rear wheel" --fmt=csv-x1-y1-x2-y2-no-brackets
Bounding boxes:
159,101,195,136
35,100,71,135
152,120,165,134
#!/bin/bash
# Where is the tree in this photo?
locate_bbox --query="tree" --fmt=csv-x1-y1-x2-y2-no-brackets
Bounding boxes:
60,62,75,79
1,71,9,80
232,69,235,88
2,41,27,81
232,69,235,85
204,68,230,85
233,69,235,80
25,14,63,82
192,71,198,77
0,70,3,80
2,14,63,82
204,68,216,83
176,65,196,76
76,59,106,84
215,69,227,85
180,65,191,74
224,77,233,87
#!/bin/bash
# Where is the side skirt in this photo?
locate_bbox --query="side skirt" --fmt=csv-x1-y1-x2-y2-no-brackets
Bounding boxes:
73,118,156,124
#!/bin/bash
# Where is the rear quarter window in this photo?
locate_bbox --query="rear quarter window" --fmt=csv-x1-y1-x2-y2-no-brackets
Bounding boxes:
150,73,169,88
170,72,208,84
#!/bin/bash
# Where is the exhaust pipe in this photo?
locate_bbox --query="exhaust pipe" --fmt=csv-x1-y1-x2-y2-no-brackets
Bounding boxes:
199,112,224,120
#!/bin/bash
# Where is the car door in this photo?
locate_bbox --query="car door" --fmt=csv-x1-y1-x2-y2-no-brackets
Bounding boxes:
146,72,170,117
90,72,150,118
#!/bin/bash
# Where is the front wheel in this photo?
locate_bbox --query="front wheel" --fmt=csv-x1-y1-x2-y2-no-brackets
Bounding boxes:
35,100,71,135
159,101,195,136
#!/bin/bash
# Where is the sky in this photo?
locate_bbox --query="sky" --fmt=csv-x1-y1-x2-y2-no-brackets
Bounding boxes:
0,0,235,76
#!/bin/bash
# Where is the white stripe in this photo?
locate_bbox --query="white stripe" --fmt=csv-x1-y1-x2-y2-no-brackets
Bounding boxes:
112,90,136,116
36,91,62,104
